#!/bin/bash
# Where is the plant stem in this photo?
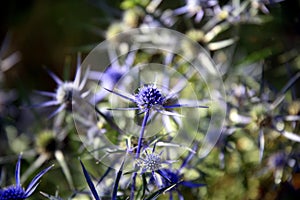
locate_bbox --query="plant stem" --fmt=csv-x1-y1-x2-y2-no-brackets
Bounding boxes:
130,109,150,200
136,109,150,158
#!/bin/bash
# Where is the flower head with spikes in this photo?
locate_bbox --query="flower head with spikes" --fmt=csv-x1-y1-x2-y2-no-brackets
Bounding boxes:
137,145,165,174
134,84,166,112
105,83,208,115
104,82,208,159
0,154,53,200
139,152,162,172
35,53,89,118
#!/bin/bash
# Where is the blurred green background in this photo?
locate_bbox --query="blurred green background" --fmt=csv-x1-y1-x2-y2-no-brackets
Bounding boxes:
1,0,299,92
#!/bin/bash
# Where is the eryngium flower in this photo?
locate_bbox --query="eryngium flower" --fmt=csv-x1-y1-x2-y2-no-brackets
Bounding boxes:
105,83,208,157
0,154,53,200
36,53,89,118
105,83,207,115
134,84,165,112
141,153,162,171
137,150,163,174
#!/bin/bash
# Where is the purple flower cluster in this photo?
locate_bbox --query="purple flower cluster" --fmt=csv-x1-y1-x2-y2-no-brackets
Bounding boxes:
134,84,166,112
0,155,53,200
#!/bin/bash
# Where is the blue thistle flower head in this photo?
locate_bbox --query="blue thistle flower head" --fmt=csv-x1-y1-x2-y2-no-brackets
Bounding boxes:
138,151,162,173
134,84,166,111
0,186,26,200
0,154,53,200
143,153,162,171
34,53,89,118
